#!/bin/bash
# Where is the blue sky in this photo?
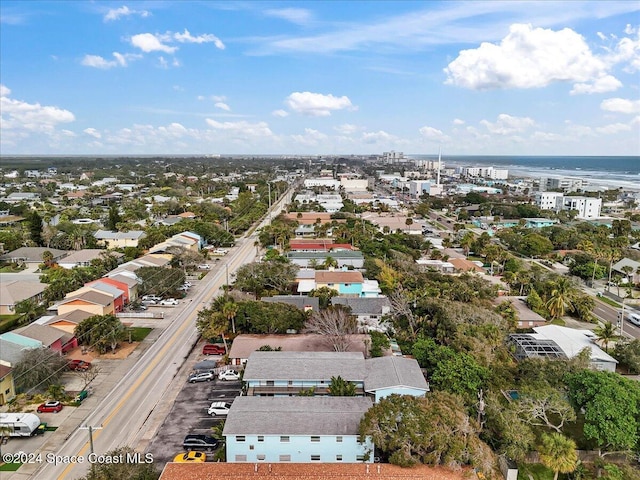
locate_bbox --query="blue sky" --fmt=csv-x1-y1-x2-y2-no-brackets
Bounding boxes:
1,1,638,156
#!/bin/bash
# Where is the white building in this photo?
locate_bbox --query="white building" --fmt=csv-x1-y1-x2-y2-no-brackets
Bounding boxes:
535,192,564,210
340,178,368,192
561,196,602,219
304,178,340,190
459,166,508,180
408,180,443,197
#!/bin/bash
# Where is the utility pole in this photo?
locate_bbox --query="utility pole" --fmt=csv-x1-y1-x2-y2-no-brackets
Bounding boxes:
267,182,272,225
79,425,103,476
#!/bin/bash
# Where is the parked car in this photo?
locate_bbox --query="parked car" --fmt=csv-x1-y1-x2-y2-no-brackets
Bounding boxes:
68,359,91,371
207,402,231,416
188,372,214,383
202,344,225,355
182,434,219,451
198,264,211,270
173,451,206,463
212,248,228,256
142,295,162,302
37,401,63,413
141,299,157,306
218,370,241,381
160,298,179,306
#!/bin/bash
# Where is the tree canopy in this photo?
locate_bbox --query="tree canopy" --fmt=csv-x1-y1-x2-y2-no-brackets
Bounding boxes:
75,314,127,354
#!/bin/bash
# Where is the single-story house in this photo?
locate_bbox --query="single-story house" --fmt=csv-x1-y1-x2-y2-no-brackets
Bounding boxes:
286,251,364,269
0,333,42,365
330,297,392,333
415,259,456,273
0,247,67,267
260,295,319,312
0,281,48,315
71,281,127,311
13,324,76,353
57,249,123,269
493,296,547,328
612,258,640,284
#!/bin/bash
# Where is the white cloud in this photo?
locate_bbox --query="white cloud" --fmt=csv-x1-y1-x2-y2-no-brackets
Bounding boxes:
211,95,226,102
291,128,328,146
452,118,465,125
597,32,607,41
174,29,225,49
130,33,177,53
81,52,140,69
272,109,289,117
205,119,273,137
285,91,355,116
334,124,360,135
214,102,231,111
570,74,622,94
625,24,637,35
0,87,75,134
601,97,640,114
104,6,150,22
419,126,450,141
173,85,184,92
480,114,535,134
595,123,632,134
264,8,312,25
83,128,102,138
445,24,610,91
361,130,397,144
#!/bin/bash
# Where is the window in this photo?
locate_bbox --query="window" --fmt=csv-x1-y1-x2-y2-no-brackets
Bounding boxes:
235,455,247,461
257,454,266,461
280,436,290,442
336,455,343,461
267,380,274,386
356,455,365,461
311,455,320,461
235,436,245,442
311,436,320,442
336,436,343,443
279,455,291,462
249,445,254,450
257,436,264,442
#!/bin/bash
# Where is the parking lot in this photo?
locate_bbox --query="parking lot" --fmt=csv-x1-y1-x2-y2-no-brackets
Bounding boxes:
145,352,242,466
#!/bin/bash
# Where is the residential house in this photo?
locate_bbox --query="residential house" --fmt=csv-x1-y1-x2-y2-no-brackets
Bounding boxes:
284,212,333,225
223,397,374,463
96,275,137,302
493,297,547,329
94,230,146,249
45,309,93,335
260,295,319,312
364,356,430,402
227,334,370,367
288,240,355,252
611,258,640,284
0,361,16,405
13,324,76,353
73,281,127,311
509,325,617,372
330,297,392,332
148,231,202,254
0,281,48,315
57,291,115,316
415,259,456,273
57,249,123,269
448,258,486,273
299,270,360,296
0,333,42,365
0,247,67,267
286,251,364,268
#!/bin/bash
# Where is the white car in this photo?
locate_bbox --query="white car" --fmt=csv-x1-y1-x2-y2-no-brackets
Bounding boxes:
212,249,228,256
142,295,162,302
160,298,179,306
198,264,211,270
207,402,231,416
218,370,241,381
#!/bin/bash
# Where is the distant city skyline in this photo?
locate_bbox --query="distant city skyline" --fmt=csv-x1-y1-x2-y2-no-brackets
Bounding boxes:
1,1,639,156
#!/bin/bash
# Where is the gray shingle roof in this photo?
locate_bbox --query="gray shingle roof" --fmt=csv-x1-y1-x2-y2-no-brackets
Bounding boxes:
364,356,429,392
331,296,391,315
13,324,70,346
243,351,365,382
222,396,373,436
260,295,319,311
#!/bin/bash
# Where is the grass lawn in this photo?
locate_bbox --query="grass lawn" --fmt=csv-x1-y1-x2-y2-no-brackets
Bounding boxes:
0,314,23,334
129,327,152,342
550,318,566,326
597,296,622,308
518,464,554,480
0,463,22,471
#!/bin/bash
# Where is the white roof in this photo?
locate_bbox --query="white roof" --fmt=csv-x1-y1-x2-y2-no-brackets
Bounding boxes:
532,325,617,365
297,279,316,293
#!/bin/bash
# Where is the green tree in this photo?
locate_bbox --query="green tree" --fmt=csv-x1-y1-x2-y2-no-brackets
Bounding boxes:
135,266,186,298
233,260,298,299
566,370,640,455
221,300,238,334
538,433,578,480
546,277,579,320
78,446,159,480
593,322,619,352
106,204,122,230
613,339,640,374
14,298,45,324
26,210,43,246
75,314,127,354
12,347,69,393
521,233,554,257
308,286,338,309
359,393,494,471
369,331,391,358
328,375,357,396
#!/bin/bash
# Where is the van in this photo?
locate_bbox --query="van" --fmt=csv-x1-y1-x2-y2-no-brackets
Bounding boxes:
628,313,640,327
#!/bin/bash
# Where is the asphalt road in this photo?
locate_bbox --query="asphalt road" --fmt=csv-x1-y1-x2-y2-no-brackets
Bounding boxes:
592,299,640,340
18,188,293,480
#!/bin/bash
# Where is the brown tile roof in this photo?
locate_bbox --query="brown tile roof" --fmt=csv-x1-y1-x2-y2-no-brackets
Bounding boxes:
63,290,113,306
448,258,485,273
316,271,364,283
159,463,470,480
0,364,12,379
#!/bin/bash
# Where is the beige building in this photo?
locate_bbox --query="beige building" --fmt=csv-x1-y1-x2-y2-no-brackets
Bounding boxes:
0,361,16,405
57,291,115,316
0,281,47,316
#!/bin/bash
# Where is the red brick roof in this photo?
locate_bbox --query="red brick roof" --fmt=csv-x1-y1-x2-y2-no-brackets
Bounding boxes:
159,463,470,480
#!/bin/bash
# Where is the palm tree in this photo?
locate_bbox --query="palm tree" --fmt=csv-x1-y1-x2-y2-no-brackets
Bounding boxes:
221,301,238,335
593,321,619,352
328,376,357,396
546,277,578,320
460,232,474,257
538,433,578,480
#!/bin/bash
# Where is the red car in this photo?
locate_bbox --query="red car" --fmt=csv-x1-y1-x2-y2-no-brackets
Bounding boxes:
37,401,63,413
202,344,225,355
68,359,91,371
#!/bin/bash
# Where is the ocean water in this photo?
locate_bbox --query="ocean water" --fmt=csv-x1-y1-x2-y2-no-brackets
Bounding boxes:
411,155,640,190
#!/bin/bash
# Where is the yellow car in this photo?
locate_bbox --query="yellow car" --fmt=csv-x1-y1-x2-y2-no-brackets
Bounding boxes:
173,451,206,463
